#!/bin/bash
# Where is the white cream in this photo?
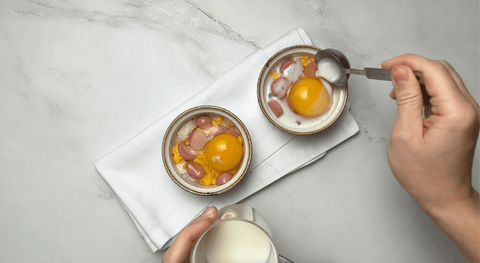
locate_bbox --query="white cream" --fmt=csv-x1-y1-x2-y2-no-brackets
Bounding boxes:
316,57,342,85
202,221,274,263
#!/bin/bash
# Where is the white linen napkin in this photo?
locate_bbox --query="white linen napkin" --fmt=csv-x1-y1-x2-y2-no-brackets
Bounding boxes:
94,27,359,252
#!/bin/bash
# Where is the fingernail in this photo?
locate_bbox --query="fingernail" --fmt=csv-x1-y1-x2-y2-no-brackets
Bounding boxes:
392,67,408,84
201,206,215,216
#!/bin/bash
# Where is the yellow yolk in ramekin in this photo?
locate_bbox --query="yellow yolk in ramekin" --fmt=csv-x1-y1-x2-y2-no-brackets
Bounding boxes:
289,78,329,117
205,133,243,172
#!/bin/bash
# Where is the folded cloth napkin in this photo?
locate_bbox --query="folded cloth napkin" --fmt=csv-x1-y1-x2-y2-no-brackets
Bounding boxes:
95,27,359,252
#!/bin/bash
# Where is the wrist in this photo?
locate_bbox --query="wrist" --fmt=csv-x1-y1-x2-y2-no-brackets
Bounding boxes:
420,186,478,217
422,189,479,263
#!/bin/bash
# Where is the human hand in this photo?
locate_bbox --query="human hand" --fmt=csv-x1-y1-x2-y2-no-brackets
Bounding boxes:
382,54,479,212
382,54,479,262
162,206,218,263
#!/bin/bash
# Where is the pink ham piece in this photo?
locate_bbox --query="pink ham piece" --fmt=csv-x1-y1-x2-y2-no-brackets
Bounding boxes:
178,143,197,160
207,126,226,140
267,100,283,118
216,173,232,185
304,61,318,78
226,127,239,137
195,116,212,129
280,60,295,74
189,130,207,150
270,77,290,98
186,161,205,180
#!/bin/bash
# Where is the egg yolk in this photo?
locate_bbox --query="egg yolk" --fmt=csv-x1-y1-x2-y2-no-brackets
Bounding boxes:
289,78,329,117
205,133,243,172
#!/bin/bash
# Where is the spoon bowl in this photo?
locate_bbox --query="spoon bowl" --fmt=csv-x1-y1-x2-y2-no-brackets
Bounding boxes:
315,49,351,87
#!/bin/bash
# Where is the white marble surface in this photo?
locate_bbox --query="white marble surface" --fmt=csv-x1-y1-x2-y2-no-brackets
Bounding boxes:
0,0,478,262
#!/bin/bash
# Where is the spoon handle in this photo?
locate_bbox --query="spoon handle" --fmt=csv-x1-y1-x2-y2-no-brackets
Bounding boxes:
346,67,425,85
347,67,430,106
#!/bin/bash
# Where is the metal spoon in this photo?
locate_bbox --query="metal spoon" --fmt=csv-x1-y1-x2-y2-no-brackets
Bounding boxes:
315,48,425,87
315,48,430,107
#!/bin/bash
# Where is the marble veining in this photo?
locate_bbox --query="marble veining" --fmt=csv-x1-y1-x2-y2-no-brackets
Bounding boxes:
0,0,478,262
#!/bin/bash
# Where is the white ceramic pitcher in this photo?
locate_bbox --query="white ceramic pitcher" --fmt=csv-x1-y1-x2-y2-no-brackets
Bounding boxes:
188,204,294,263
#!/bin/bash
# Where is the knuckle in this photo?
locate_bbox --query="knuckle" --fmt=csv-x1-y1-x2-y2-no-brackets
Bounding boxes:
405,52,415,56
456,105,479,128
403,53,417,58
432,60,452,73
443,102,479,133
395,92,422,107
438,60,451,68
405,53,429,62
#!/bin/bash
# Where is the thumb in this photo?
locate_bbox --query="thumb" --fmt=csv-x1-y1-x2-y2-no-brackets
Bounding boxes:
390,65,424,138
162,207,218,263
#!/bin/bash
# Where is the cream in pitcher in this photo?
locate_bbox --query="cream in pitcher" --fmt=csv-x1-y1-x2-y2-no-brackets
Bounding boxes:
188,204,294,263
199,220,275,262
